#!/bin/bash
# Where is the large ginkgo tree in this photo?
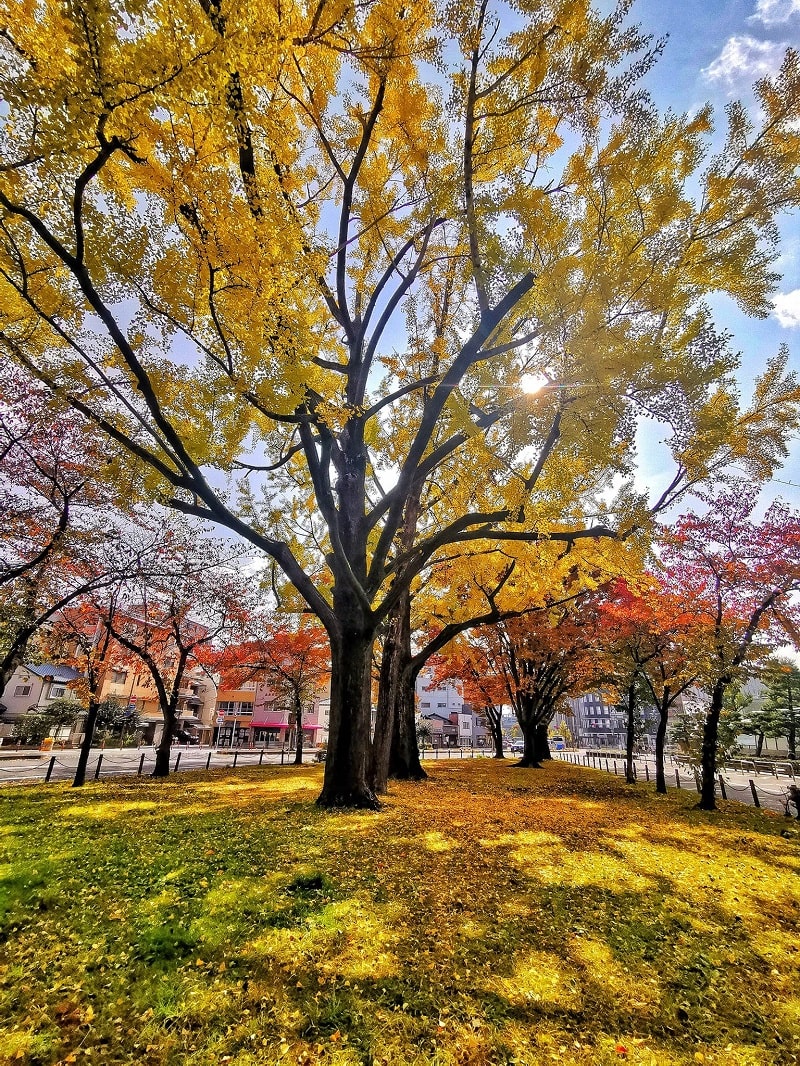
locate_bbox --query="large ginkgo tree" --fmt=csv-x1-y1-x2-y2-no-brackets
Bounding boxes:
2,0,800,805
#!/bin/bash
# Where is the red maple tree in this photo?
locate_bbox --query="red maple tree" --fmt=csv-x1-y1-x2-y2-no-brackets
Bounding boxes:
661,483,800,809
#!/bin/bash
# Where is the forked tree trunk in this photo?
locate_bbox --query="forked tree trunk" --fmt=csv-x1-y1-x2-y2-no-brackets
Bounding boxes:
318,628,378,808
699,678,727,811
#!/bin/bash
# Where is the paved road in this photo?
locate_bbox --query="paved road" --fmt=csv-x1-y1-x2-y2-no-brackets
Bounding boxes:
1,744,796,818
0,745,321,785
552,749,798,816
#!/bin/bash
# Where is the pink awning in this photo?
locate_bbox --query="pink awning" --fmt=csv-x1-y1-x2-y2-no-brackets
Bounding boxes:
249,721,288,729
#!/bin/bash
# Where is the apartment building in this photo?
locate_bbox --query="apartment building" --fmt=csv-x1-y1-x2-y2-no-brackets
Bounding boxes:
414,669,491,747
214,681,330,749
100,661,217,745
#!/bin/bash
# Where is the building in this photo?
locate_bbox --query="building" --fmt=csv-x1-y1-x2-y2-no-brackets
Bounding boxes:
214,681,330,749
0,663,84,744
566,692,659,750
414,670,492,747
100,661,217,745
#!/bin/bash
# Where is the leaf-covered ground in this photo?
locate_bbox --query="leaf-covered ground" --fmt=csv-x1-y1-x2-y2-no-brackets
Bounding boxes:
1,760,798,1066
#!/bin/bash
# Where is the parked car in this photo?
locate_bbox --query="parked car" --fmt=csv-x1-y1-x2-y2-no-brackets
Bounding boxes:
509,743,524,754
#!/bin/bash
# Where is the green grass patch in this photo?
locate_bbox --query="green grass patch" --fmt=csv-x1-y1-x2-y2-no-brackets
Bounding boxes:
0,761,798,1065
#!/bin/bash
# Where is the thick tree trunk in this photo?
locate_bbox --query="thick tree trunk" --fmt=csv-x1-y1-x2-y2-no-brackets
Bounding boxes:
382,497,425,788
153,704,178,777
624,683,636,785
72,698,100,788
318,628,378,808
533,719,551,762
699,679,726,811
788,717,796,761
371,592,422,792
654,690,670,795
515,724,540,766
370,619,398,793
388,662,426,782
755,731,764,757
514,700,542,767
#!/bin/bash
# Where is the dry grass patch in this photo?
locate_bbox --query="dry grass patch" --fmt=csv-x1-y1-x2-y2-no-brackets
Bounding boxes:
0,759,798,1065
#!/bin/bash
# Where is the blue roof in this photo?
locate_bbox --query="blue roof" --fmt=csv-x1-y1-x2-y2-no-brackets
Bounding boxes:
25,664,83,682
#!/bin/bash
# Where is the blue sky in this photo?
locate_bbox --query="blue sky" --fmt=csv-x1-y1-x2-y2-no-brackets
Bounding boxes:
627,0,800,506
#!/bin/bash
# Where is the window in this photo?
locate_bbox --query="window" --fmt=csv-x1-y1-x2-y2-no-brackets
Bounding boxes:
14,685,31,697
49,685,66,699
421,701,430,708
110,669,127,685
218,700,253,716
437,702,446,707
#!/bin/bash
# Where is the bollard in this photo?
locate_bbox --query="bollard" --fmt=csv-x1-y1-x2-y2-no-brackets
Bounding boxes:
281,747,285,765
45,756,56,783
206,751,212,770
633,763,637,781
138,753,145,776
718,774,727,800
233,751,238,768
605,759,610,772
613,760,618,775
645,764,650,782
174,751,181,772
259,750,264,766
749,779,760,807
94,753,103,780
675,768,681,789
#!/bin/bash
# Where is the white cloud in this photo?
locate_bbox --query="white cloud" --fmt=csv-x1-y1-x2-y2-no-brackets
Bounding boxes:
749,0,800,26
773,289,800,327
701,35,787,86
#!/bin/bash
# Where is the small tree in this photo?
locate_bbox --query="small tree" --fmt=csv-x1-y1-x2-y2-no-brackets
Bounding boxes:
669,690,744,770
416,723,432,752
216,624,330,766
94,696,143,746
758,658,800,760
11,696,81,745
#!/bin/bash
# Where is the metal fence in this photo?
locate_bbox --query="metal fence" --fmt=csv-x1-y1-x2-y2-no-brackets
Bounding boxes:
0,745,322,785
2,744,798,818
552,749,799,817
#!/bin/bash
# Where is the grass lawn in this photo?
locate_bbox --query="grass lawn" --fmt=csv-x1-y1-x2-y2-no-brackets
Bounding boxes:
1,760,799,1066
